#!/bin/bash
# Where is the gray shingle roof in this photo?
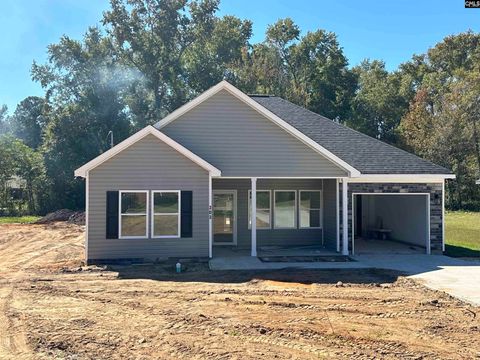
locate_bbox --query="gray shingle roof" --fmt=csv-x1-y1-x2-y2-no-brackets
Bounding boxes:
250,95,451,175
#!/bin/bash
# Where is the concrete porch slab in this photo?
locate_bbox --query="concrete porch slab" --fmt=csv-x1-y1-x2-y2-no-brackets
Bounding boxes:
208,256,366,271
212,245,339,259
354,238,425,255
210,245,352,270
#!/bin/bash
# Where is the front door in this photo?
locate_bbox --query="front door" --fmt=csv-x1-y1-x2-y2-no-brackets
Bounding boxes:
213,190,237,245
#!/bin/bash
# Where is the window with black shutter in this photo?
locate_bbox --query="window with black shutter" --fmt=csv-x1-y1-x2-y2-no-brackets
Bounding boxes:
181,191,193,238
106,191,119,239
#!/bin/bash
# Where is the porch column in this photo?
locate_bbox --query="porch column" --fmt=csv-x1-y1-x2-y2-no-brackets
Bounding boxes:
336,179,340,252
442,179,445,252
208,174,213,258
342,178,349,255
251,177,257,257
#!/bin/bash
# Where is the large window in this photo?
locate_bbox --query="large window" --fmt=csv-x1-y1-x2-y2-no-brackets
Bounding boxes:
248,190,271,229
119,191,148,238
274,190,296,229
151,191,180,238
299,190,322,229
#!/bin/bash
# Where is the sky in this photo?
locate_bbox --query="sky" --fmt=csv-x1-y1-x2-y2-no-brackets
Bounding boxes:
1,0,479,112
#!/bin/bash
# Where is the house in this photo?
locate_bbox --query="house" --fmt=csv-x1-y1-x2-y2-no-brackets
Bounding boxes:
5,175,26,200
75,81,455,263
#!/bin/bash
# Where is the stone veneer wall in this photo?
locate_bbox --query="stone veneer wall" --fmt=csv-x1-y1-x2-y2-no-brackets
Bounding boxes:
340,183,443,254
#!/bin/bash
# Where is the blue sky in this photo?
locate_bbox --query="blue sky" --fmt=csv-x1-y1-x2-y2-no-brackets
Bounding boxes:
1,0,479,112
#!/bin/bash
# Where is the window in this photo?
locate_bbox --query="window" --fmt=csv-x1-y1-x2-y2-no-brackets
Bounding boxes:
151,191,180,238
119,191,148,238
274,190,296,229
299,191,322,229
248,190,271,229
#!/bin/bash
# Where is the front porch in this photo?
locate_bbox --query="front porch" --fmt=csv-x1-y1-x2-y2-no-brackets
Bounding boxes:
210,178,343,258
213,244,340,258
209,244,352,271
208,177,443,260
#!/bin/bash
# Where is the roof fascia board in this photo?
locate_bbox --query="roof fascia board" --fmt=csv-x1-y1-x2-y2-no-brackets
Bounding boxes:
156,80,361,177
215,174,454,182
74,126,221,178
349,174,456,183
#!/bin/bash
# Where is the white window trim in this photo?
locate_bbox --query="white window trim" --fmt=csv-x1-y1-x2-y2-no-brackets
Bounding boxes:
299,190,323,229
248,190,272,230
151,190,181,239
273,190,297,229
119,190,149,239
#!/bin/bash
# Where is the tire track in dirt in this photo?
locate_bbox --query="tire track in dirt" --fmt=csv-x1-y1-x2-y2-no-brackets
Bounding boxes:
20,282,341,359
0,223,84,359
0,282,33,358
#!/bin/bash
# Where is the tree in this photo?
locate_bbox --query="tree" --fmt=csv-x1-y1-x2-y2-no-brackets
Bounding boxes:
262,18,300,98
0,135,47,214
183,14,252,92
400,79,480,209
437,76,480,209
10,96,46,149
0,135,17,211
32,27,132,210
103,0,251,122
398,31,480,102
291,29,356,121
237,18,355,121
348,60,409,143
0,105,10,135
399,32,480,209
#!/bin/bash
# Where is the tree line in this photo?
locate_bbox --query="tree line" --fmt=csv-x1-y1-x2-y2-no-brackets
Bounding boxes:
0,0,479,215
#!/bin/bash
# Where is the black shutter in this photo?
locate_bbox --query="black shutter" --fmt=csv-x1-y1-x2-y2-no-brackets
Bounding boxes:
106,191,119,239
181,191,193,238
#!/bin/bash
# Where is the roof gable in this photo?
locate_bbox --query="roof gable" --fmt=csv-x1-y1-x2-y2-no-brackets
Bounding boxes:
155,81,360,177
74,126,221,178
160,89,349,178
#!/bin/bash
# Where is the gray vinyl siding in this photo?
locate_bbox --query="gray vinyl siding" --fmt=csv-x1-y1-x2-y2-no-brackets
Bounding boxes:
212,178,326,249
87,134,209,261
323,179,338,250
161,90,348,177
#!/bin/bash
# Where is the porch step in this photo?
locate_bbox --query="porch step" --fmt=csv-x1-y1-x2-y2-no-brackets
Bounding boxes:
259,256,353,263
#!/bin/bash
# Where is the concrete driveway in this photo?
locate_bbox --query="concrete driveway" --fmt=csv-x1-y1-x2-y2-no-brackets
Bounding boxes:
356,255,480,306
209,254,480,306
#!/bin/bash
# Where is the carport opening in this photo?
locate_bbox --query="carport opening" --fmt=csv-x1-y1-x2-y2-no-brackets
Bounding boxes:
353,194,430,255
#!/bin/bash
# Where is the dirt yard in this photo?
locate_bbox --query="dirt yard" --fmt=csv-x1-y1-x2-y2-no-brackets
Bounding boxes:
0,223,479,359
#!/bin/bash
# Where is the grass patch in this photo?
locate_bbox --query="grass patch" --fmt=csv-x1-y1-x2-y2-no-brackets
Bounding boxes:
0,216,41,224
445,211,480,257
